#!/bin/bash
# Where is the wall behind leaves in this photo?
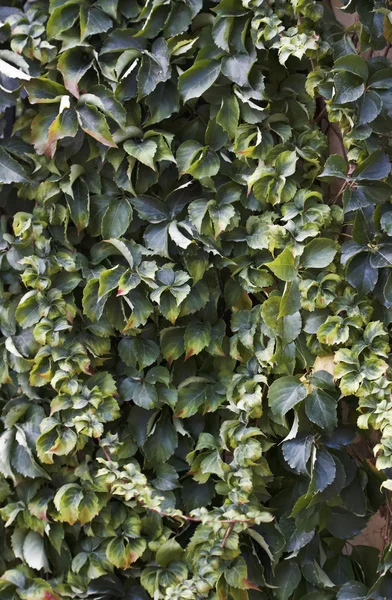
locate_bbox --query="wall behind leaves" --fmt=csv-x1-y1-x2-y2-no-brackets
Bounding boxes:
0,0,392,599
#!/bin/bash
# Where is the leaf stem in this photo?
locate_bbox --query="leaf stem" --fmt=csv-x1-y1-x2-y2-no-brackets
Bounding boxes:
99,442,258,527
221,523,234,547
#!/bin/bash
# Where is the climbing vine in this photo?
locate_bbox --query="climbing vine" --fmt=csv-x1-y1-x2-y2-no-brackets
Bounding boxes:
0,0,392,599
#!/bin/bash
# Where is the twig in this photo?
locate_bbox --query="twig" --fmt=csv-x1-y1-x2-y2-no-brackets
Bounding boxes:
98,441,258,527
98,438,112,462
315,105,328,124
330,123,348,162
330,180,348,205
221,523,234,548
145,504,256,525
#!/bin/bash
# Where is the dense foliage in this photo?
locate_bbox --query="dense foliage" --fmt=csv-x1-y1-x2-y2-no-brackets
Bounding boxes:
0,0,392,598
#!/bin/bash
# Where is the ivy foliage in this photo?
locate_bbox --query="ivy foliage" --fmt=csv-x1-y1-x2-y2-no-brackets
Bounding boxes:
0,0,392,598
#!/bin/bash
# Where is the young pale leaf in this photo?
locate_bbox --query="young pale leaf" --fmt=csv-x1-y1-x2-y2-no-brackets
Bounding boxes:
22,531,49,572
265,248,297,281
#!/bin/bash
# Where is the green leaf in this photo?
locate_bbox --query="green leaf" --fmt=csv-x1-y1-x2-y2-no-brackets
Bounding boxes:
77,104,117,147
300,238,337,269
265,248,297,281
224,557,248,589
22,531,49,572
160,327,185,364
46,108,79,158
184,321,211,360
175,382,207,418
310,448,336,492
319,154,347,179
336,582,368,600
209,202,235,236
119,336,159,370
305,389,337,431
282,436,313,474
0,147,29,183
106,537,129,569
15,291,41,328
358,91,382,125
0,431,14,479
268,377,307,417
333,72,365,104
272,563,301,600
101,197,132,238
346,253,378,295
179,59,221,102
187,149,220,180
54,484,83,526
124,139,158,171
216,95,239,139
130,195,168,223
275,151,297,177
104,238,134,268
58,48,93,98
143,411,177,463
200,449,225,477
334,54,369,80
24,77,67,103
120,377,158,409
145,81,180,126
317,316,349,345
80,6,112,41
222,53,254,87
83,279,107,321
124,288,154,329
137,38,170,99
66,178,90,233
326,508,366,539
368,68,392,89
279,279,301,318
352,150,391,181
156,539,184,567
47,4,79,39
78,489,100,525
